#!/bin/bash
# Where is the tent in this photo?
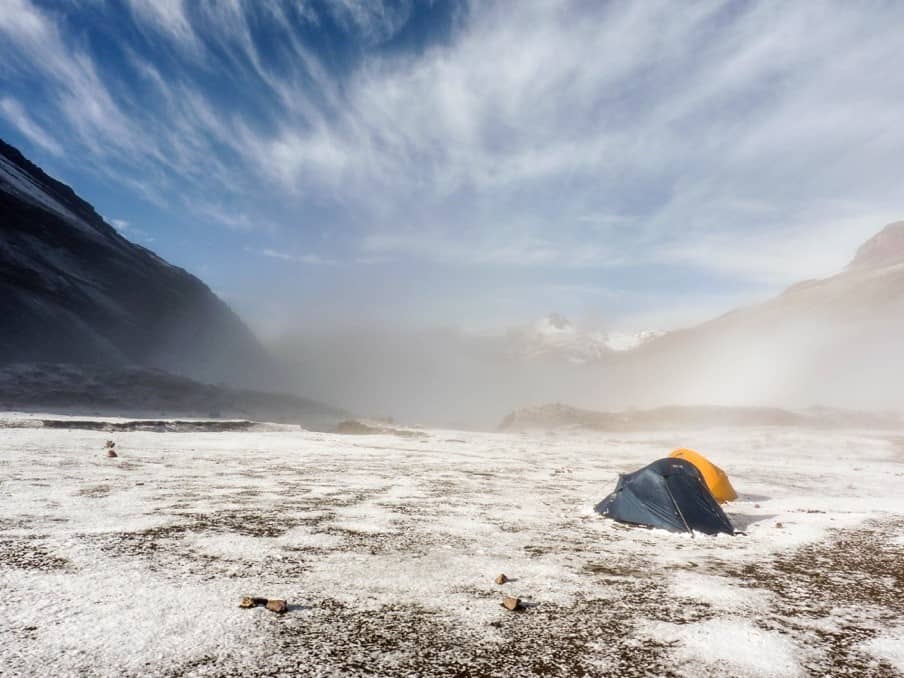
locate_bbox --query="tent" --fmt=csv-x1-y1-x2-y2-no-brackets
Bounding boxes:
594,458,735,535
669,448,738,503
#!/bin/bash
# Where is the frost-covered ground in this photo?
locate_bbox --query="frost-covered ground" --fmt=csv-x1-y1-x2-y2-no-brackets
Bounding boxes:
1,415,902,677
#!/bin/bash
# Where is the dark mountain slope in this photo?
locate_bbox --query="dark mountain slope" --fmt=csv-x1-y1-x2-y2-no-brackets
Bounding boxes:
0,138,272,386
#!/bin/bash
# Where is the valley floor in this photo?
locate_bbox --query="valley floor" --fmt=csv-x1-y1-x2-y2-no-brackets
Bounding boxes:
1,416,903,676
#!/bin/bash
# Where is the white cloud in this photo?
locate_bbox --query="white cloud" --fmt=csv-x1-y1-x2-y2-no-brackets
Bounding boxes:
0,0,155,164
0,0,48,42
192,203,262,232
328,0,414,44
226,1,904,282
245,247,335,266
654,210,904,284
125,0,199,51
0,97,62,155
360,228,623,268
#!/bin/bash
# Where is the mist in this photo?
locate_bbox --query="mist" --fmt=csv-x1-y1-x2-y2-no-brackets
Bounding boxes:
269,326,595,429
263,228,904,429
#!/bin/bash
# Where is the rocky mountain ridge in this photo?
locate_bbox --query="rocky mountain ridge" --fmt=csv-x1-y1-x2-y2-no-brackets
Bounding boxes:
0,138,272,386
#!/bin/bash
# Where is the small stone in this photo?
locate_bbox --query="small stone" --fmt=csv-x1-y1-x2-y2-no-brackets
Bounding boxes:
775,522,783,529
239,596,268,608
106,449,118,458
754,503,761,509
501,595,522,611
495,573,508,585
265,599,288,613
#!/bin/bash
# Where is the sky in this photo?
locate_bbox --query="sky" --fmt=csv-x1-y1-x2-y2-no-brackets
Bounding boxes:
2,0,904,339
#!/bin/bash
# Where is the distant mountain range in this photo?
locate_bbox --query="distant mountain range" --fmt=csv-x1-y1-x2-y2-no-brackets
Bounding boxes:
498,220,904,420
0,138,271,386
504,312,662,364
499,402,903,432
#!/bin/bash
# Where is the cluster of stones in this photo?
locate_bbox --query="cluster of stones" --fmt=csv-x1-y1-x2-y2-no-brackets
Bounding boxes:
495,573,527,611
239,596,288,613
236,573,529,619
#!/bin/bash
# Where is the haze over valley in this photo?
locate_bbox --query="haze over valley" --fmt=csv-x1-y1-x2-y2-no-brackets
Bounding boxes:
4,133,904,427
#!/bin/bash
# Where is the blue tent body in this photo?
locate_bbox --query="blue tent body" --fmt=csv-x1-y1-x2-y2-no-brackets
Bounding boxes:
595,457,734,535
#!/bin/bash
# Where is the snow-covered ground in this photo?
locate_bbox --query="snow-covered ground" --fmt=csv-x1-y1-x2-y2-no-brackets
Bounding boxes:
1,416,902,677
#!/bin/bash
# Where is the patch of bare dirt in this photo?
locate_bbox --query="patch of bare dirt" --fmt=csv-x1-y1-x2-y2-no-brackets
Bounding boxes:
0,536,71,571
716,519,904,676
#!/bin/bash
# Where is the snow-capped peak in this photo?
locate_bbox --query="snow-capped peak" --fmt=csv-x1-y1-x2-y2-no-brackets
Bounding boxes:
602,329,665,352
509,314,662,363
533,313,576,336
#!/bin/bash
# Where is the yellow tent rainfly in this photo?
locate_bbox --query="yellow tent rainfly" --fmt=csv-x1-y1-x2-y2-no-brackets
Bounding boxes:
668,448,738,503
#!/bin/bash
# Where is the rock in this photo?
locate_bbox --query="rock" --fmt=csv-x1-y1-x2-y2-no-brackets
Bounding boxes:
501,595,522,611
754,503,761,508
239,596,268,608
106,449,118,458
265,599,288,613
775,522,783,529
495,573,508,585
335,420,381,435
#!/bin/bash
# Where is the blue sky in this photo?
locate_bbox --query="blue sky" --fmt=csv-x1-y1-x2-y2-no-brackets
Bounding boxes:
2,0,904,337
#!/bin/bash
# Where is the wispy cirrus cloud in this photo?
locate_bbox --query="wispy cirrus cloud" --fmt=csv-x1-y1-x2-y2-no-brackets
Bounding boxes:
125,0,198,51
2,0,904,332
0,97,61,155
246,247,335,266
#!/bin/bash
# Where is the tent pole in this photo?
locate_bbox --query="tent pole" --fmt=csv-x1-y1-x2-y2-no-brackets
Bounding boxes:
665,482,694,538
